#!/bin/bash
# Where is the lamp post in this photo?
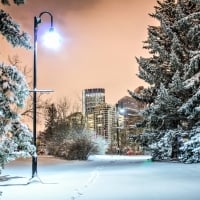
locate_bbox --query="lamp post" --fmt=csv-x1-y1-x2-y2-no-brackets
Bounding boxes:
32,11,59,179
116,103,120,154
116,103,125,154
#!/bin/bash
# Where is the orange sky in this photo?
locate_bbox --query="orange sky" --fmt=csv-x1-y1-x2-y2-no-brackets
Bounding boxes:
1,0,159,106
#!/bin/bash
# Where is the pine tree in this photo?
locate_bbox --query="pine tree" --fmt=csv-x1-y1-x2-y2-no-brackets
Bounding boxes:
129,0,200,163
0,9,31,48
0,1,34,171
0,64,35,169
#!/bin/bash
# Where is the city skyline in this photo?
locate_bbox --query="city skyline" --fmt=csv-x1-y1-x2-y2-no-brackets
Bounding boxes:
1,0,159,105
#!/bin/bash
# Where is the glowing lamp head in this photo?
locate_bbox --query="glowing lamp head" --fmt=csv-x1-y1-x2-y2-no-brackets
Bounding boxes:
119,108,125,114
42,27,61,49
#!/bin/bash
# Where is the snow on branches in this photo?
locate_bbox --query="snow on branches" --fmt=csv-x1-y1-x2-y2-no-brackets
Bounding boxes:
129,0,200,163
0,9,31,49
0,63,35,170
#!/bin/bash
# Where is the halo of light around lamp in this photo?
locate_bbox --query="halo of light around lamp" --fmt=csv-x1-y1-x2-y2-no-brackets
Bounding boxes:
42,28,61,49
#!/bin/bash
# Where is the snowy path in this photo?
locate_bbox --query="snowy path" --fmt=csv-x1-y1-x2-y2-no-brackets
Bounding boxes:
0,155,200,200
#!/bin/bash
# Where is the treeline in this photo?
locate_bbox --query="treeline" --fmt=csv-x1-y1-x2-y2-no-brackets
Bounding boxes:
37,98,108,160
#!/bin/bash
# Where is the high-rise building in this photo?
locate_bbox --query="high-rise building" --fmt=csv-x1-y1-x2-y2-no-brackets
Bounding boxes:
117,96,145,113
93,103,115,140
116,96,145,135
82,88,115,141
115,96,146,154
82,88,105,115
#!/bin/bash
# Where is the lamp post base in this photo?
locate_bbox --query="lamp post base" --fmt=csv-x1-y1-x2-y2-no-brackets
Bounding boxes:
28,175,43,184
31,152,38,178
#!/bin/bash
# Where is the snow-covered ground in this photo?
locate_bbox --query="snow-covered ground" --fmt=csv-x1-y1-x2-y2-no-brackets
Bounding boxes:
1,155,200,200
88,154,152,161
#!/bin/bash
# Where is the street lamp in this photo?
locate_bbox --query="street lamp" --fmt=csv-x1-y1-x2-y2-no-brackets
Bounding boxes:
116,103,120,154
31,11,60,180
115,103,124,154
116,103,126,154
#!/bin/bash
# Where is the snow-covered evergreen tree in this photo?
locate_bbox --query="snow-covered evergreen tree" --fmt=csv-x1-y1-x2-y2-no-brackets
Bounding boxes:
0,63,35,170
0,1,34,171
129,0,200,163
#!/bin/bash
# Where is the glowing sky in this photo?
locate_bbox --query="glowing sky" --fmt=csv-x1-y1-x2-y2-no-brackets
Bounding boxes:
1,0,159,105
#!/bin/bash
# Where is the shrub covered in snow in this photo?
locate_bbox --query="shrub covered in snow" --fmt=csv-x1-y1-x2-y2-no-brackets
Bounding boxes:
44,130,108,160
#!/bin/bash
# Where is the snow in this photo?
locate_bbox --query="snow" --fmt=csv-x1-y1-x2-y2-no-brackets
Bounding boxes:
184,71,200,89
0,155,151,200
88,154,152,161
1,155,200,200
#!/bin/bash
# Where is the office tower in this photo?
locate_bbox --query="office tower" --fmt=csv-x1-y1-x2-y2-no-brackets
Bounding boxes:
117,96,145,112
115,96,146,154
82,88,115,140
82,88,105,115
116,96,145,134
93,103,115,140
